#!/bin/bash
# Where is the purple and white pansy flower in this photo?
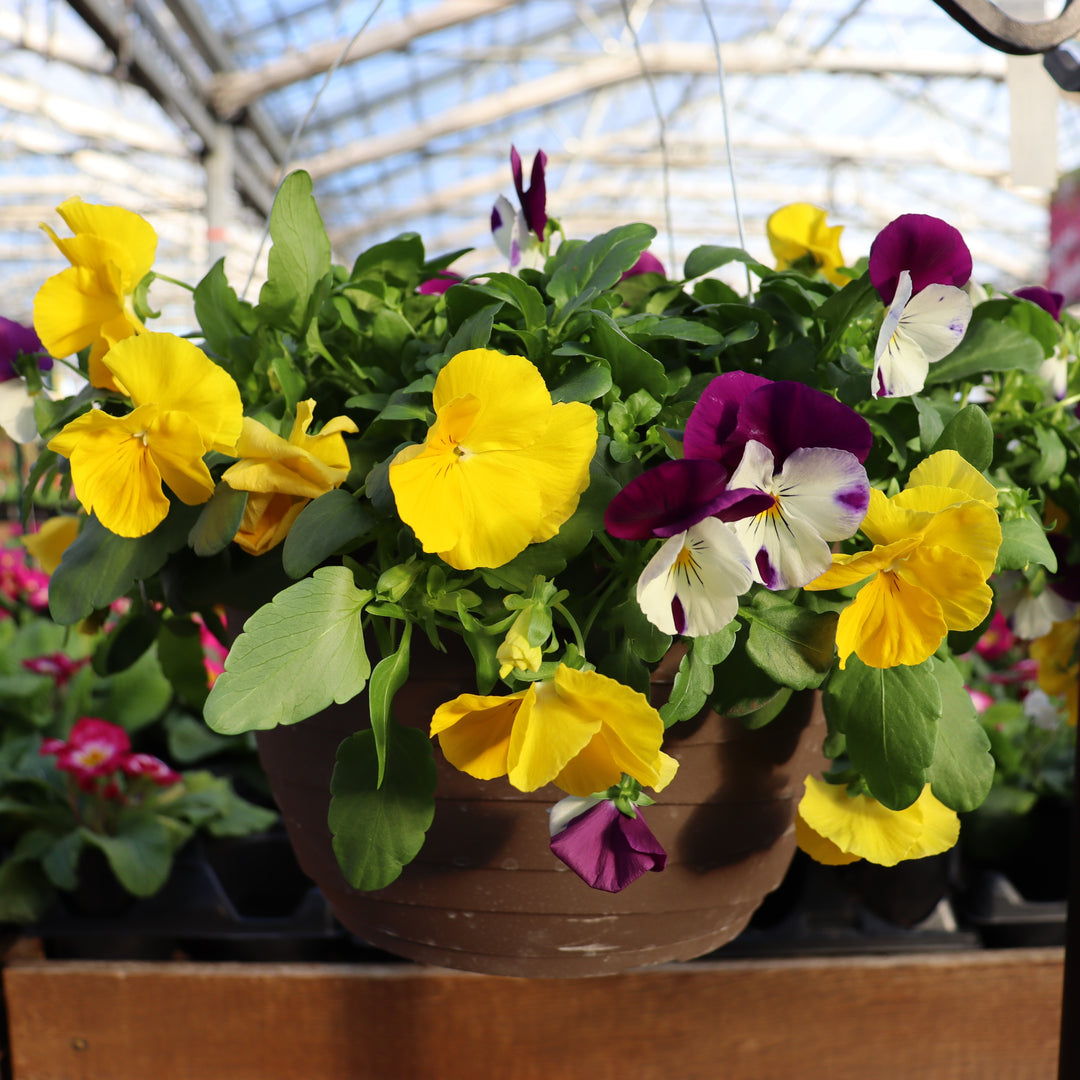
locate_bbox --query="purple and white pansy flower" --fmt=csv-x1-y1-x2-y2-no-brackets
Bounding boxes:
683,374,872,590
868,214,974,399
549,794,667,893
0,316,52,445
492,146,548,271
605,457,772,636
1014,286,1072,400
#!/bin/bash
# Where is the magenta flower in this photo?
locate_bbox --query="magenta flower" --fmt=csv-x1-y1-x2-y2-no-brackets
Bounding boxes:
0,317,50,383
549,796,666,892
605,458,771,635
621,251,666,280
1014,286,1065,323
22,653,90,687
418,271,463,296
492,146,548,270
868,215,973,398
974,610,1016,662
681,374,871,589
43,717,131,780
123,753,181,786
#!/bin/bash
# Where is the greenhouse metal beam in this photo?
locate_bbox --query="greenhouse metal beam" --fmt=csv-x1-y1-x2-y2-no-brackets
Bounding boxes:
208,0,521,118
295,42,1007,181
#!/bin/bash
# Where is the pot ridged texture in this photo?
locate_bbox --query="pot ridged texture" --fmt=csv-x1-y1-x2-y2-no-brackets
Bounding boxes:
256,642,826,978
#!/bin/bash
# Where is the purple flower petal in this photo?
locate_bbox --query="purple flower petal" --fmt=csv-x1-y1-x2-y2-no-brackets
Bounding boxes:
621,251,666,280
550,800,666,893
869,214,972,305
418,271,463,296
0,317,50,382
1015,286,1065,323
604,458,772,540
732,381,872,466
683,371,771,466
511,145,547,239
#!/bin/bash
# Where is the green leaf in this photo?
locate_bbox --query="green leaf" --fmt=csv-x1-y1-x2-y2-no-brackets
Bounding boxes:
204,566,373,733
929,403,993,471
823,657,941,810
329,722,437,891
92,609,161,675
157,618,214,709
548,224,656,324
470,273,547,331
996,514,1058,573
658,628,735,727
256,170,332,335
49,506,201,624
926,320,1043,385
682,245,772,281
42,829,84,891
367,624,413,788
745,597,838,690
80,814,177,897
189,483,248,558
587,312,669,399
1029,425,1068,486
100,648,174,729
0,859,54,923
926,659,994,812
193,258,258,361
282,489,376,579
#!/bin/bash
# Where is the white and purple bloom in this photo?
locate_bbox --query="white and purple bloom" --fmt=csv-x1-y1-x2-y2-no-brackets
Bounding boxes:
1014,287,1072,400
1014,285,1065,323
605,457,771,636
682,374,872,590
549,794,666,892
868,214,974,398
492,146,547,270
621,251,666,280
0,317,52,444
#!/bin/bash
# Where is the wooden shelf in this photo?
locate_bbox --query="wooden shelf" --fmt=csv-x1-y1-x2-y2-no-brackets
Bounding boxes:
3,948,1064,1080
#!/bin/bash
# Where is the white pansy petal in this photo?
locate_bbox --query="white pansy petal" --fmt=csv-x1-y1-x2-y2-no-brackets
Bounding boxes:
776,447,870,541
896,283,972,363
730,505,834,590
0,380,48,445
873,270,926,398
491,195,517,262
548,794,603,837
636,519,751,637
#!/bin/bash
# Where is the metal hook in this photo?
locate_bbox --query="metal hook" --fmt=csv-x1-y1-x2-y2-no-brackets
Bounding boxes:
932,0,1080,55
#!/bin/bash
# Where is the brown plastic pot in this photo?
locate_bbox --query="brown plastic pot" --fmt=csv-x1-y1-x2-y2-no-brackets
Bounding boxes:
256,642,826,978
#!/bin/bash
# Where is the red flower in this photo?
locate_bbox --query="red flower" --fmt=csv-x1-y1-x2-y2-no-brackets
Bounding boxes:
22,653,90,687
122,753,181,787
49,718,130,779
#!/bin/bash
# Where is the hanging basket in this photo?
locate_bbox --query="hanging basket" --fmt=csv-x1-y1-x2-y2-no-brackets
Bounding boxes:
255,643,826,978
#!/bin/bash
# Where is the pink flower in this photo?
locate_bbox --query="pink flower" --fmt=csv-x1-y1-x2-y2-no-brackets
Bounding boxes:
22,653,90,687
196,615,228,687
974,610,1016,661
122,753,181,787
967,687,994,714
48,718,130,779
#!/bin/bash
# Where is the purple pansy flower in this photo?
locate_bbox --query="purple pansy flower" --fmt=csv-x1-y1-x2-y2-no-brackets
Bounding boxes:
679,375,871,590
605,458,772,636
549,796,666,893
621,251,666,281
1014,285,1065,323
0,317,52,445
492,146,548,271
868,215,974,398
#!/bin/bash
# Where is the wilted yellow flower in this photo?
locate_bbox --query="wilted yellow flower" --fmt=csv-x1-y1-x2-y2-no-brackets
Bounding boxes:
22,515,81,574
1031,613,1079,726
806,450,1000,668
48,333,243,538
431,665,677,796
222,399,358,556
34,198,157,392
389,349,597,571
766,203,847,286
796,776,959,867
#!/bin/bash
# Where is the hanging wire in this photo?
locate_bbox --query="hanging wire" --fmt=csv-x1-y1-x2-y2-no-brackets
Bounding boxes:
243,0,389,298
699,0,752,297
618,0,677,274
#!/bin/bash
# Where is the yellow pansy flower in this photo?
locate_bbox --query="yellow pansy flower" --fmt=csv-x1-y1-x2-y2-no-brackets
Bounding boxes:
1031,613,1079,726
221,400,359,556
806,450,1001,668
21,515,81,574
431,665,677,797
48,333,243,538
796,776,959,867
766,203,847,286
34,198,157,392
388,348,597,571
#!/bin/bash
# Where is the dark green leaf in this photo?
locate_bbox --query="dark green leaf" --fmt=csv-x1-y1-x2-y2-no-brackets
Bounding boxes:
80,815,177,897
329,722,437,891
682,245,771,281
548,224,656,323
927,659,994,812
823,657,941,810
929,403,993,471
587,312,668,399
189,483,248,558
996,514,1057,573
368,623,413,787
926,320,1043,385
745,597,838,690
282,489,376,579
